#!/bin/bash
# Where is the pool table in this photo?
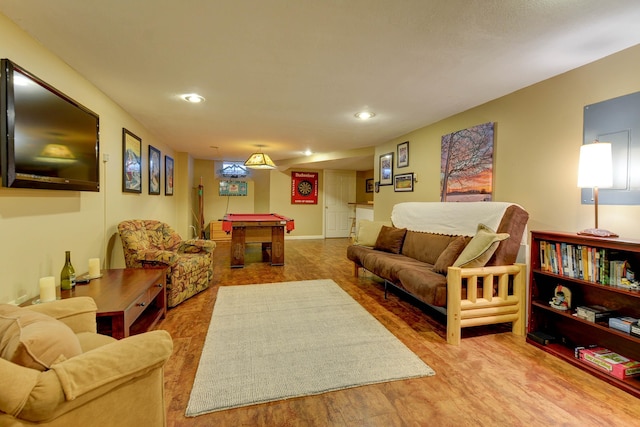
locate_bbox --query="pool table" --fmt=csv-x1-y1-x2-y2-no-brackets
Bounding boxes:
222,213,295,267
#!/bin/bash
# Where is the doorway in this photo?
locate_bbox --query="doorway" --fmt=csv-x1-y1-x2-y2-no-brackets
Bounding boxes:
324,170,356,238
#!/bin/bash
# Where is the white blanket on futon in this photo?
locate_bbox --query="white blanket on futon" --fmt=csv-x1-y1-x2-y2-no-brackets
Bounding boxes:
391,202,526,243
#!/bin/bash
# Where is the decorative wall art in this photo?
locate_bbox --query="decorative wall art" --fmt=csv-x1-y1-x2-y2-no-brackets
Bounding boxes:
122,128,142,193
219,180,248,196
148,145,161,195
440,122,495,202
365,178,374,193
291,171,318,204
165,155,174,196
379,152,393,186
394,173,414,192
397,141,409,168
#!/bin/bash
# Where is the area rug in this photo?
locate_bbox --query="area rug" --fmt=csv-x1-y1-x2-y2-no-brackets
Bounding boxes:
185,279,435,416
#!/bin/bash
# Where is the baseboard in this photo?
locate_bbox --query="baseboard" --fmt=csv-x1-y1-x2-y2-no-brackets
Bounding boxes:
285,235,327,240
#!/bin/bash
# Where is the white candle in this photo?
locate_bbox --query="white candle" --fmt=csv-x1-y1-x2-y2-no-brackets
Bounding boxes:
39,276,56,302
88,258,101,278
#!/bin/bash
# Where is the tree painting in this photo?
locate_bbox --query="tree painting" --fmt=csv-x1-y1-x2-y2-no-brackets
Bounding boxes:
440,122,494,202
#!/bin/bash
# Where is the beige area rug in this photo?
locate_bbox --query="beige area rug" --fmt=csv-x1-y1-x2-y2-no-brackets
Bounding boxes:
185,279,435,416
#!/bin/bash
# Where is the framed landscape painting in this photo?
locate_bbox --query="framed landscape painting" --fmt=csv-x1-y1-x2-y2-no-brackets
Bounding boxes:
394,173,414,192
440,122,495,202
122,128,142,193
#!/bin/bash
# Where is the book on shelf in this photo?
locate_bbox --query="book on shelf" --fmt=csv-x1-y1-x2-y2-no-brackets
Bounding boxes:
575,305,616,323
577,347,640,380
537,239,627,286
631,322,640,338
609,316,639,334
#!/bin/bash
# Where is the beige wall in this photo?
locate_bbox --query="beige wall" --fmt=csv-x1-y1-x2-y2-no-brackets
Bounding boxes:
271,169,324,238
356,170,374,204
0,14,189,303
373,44,640,240
192,160,324,238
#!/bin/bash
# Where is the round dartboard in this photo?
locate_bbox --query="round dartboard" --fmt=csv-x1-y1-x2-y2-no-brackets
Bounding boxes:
297,180,313,196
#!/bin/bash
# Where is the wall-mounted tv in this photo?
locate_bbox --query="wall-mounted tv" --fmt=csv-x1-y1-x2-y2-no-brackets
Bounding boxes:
1,59,100,192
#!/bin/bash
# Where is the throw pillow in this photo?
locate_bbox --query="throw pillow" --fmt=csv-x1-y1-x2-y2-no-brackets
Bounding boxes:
355,220,391,247
453,224,509,268
433,236,470,274
374,225,407,254
0,304,82,371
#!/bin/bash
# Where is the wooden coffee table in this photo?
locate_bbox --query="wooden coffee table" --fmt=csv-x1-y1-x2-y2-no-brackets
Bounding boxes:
62,268,167,339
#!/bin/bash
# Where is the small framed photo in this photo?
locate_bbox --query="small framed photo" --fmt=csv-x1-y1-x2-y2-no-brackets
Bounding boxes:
122,128,142,193
394,172,414,192
365,178,374,193
165,155,174,196
397,141,409,168
148,145,161,195
379,152,393,186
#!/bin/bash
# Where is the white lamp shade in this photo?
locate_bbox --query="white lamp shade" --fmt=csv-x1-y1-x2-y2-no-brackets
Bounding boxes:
577,142,613,188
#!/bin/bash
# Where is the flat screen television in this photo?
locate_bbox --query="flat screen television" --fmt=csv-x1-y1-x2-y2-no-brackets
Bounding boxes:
1,58,100,191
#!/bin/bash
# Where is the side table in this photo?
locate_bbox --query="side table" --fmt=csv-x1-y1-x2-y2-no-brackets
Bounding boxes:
29,268,167,339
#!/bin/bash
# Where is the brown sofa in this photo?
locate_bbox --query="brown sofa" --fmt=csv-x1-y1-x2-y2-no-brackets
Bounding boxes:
347,202,529,345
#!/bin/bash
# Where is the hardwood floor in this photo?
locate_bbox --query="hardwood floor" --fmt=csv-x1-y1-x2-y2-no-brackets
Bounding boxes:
158,238,640,426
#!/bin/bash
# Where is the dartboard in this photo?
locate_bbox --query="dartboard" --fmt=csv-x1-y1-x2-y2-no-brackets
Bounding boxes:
297,180,313,196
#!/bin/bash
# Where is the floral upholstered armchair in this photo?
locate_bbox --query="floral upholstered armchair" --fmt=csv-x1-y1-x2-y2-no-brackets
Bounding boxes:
118,219,216,307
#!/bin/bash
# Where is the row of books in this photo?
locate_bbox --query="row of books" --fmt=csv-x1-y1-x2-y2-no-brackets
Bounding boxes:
538,240,633,285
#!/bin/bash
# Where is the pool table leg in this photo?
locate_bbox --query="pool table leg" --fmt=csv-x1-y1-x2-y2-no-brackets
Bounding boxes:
271,226,285,265
230,227,246,268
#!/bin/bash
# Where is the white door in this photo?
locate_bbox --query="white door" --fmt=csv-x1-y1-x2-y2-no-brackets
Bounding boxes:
325,170,356,238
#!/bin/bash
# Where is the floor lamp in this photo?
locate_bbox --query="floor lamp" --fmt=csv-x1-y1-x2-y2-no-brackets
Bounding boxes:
577,141,617,237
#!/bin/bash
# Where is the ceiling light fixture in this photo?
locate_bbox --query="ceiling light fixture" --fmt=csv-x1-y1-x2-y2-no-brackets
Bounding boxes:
244,145,276,169
181,93,205,103
355,111,375,120
304,149,313,156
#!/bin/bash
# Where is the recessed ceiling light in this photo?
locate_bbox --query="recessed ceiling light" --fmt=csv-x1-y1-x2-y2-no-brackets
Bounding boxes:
304,149,313,156
181,93,205,103
355,111,375,120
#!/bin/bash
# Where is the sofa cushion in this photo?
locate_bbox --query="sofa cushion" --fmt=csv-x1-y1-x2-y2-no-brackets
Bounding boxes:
486,204,529,266
374,226,407,254
401,231,459,265
396,266,448,307
362,249,432,283
354,220,392,247
0,304,82,371
453,224,509,268
433,236,469,274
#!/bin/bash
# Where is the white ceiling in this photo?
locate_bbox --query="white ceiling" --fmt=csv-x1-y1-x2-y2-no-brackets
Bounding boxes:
2,1,640,171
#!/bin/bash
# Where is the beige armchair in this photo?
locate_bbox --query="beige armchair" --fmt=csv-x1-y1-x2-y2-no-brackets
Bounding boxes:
0,297,173,426
118,219,216,307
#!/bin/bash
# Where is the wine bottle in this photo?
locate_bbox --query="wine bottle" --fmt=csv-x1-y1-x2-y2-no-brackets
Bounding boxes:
60,251,76,290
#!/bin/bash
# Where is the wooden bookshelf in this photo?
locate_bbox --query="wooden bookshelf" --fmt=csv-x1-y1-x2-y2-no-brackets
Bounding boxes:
528,231,640,398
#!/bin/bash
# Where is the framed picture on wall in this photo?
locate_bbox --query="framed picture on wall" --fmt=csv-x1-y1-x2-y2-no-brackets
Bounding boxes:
394,172,414,192
397,141,409,168
148,145,161,195
122,128,142,193
165,155,174,196
365,178,374,193
379,152,393,186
